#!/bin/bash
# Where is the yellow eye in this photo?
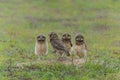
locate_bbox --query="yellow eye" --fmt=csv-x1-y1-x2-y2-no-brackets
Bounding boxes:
81,38,83,40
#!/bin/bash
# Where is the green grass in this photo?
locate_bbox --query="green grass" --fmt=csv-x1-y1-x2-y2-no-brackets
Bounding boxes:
0,0,120,80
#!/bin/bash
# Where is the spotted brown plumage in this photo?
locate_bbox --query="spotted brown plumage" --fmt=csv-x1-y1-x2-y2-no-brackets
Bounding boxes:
49,32,70,56
73,34,87,62
62,33,72,52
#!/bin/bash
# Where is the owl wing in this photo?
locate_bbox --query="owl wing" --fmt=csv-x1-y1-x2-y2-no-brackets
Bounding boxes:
51,39,70,56
52,39,66,51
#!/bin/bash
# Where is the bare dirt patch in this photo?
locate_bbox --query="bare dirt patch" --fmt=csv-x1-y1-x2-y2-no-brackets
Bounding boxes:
16,58,86,68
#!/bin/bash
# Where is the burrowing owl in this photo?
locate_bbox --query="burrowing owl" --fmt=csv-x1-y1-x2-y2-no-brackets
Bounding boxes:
62,33,72,52
49,32,70,57
35,34,48,60
73,34,87,62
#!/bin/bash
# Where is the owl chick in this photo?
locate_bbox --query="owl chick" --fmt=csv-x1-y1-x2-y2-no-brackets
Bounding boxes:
49,32,70,57
73,34,87,63
35,34,48,60
62,33,72,52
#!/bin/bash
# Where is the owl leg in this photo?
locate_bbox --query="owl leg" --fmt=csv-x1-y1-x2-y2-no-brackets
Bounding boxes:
57,52,65,61
71,55,74,66
55,51,60,61
61,53,64,57
79,56,87,64
78,55,85,64
71,53,75,66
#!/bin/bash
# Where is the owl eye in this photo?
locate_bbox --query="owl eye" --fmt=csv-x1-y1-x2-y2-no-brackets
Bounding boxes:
68,35,71,37
80,38,83,40
42,36,45,39
50,34,52,37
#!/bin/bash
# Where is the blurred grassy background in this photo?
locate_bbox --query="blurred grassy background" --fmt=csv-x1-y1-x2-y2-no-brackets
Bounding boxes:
0,0,120,80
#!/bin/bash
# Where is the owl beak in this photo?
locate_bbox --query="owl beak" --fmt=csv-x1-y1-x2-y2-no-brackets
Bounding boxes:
38,38,41,40
68,37,71,39
62,37,65,39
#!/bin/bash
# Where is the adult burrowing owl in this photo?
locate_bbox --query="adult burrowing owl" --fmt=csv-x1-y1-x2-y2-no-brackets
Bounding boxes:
49,32,70,57
35,34,48,60
62,33,72,52
73,34,87,62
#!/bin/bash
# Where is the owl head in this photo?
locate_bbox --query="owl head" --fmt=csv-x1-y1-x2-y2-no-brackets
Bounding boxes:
75,34,84,45
37,35,46,42
62,33,71,41
49,32,58,40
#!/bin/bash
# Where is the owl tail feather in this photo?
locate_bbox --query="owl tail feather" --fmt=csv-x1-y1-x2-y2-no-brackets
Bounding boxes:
64,50,70,56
